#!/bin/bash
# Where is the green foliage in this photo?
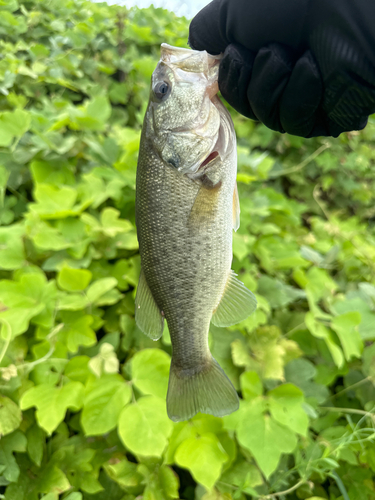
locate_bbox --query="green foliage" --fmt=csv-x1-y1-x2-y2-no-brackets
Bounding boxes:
0,0,374,499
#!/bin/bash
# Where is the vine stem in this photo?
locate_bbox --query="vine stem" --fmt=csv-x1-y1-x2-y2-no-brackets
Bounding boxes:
17,324,64,373
331,472,350,500
0,320,12,365
321,406,375,421
326,376,374,401
272,142,330,177
258,479,307,499
0,323,64,377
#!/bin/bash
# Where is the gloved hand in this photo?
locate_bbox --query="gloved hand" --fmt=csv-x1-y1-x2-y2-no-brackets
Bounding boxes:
189,0,375,137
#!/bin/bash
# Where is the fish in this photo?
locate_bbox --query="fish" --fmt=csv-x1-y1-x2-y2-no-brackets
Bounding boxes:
135,43,257,422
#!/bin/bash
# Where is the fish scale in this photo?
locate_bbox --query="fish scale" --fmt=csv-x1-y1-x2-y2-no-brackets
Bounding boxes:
135,44,257,421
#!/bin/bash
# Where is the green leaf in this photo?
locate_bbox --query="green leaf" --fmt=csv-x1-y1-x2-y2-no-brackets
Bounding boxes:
233,232,254,261
158,465,180,499
88,342,119,377
305,312,344,368
0,109,31,146
50,446,102,494
284,358,329,405
0,272,55,338
305,267,338,302
74,96,112,130
0,225,25,270
81,374,131,435
0,430,27,482
30,184,78,219
86,277,118,303
60,312,96,353
240,371,263,400
64,355,91,383
331,312,363,360
100,207,133,236
131,348,171,398
30,220,71,251
0,395,22,436
257,275,305,308
20,382,84,434
38,464,70,495
175,433,228,490
57,266,92,291
164,421,200,464
26,424,45,467
254,235,308,271
57,292,90,311
64,493,83,500
118,396,173,457
236,399,297,478
104,458,143,489
87,96,111,121
268,383,309,436
41,494,59,500
220,459,263,491
331,297,375,341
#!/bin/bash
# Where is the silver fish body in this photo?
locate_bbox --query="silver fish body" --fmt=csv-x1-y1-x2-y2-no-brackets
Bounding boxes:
135,44,256,421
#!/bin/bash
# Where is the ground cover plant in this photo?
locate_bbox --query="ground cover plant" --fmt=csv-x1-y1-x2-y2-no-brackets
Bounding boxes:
0,0,375,499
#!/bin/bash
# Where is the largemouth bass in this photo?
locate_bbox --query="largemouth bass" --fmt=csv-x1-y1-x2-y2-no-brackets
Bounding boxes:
135,44,256,422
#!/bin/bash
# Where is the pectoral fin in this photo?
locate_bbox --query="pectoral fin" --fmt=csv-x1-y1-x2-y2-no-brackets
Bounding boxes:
188,181,221,230
233,182,240,231
135,269,164,340
211,270,257,327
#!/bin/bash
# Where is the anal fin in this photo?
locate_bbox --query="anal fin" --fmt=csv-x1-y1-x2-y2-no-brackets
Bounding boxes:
211,270,257,327
135,269,164,340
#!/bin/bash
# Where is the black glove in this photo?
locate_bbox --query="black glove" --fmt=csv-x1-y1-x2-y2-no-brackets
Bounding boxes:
189,0,375,138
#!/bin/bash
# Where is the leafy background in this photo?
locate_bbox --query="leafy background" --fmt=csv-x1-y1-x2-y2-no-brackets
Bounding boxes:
0,0,375,499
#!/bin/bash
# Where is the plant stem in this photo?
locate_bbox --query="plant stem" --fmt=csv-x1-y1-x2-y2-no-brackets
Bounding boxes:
259,479,307,499
272,142,330,177
321,406,375,420
0,321,11,365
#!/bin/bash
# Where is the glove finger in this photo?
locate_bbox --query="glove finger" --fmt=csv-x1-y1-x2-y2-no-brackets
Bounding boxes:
247,43,296,132
325,71,375,132
218,43,257,120
189,0,227,54
279,50,323,137
189,0,308,55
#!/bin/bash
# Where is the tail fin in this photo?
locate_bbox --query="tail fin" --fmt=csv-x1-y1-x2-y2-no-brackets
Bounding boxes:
167,356,239,422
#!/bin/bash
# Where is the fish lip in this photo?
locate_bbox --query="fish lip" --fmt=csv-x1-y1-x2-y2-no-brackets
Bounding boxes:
160,43,222,65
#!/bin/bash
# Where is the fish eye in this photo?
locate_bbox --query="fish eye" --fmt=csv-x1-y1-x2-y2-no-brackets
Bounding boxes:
154,81,170,100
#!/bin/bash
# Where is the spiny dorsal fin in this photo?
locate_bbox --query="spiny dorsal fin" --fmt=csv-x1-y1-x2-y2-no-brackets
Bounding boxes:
211,270,257,327
233,182,240,231
135,269,164,340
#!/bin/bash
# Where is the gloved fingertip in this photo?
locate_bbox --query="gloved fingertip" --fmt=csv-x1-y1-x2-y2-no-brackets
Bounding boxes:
219,44,258,119
189,1,227,54
279,50,324,137
248,43,296,133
